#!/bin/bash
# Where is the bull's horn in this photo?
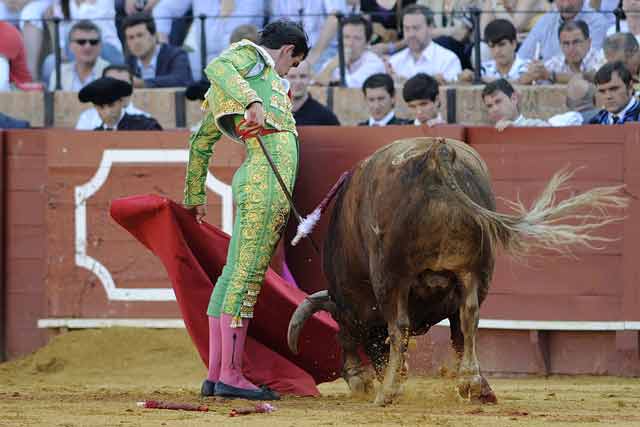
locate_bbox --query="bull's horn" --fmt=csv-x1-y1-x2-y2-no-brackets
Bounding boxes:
287,290,337,354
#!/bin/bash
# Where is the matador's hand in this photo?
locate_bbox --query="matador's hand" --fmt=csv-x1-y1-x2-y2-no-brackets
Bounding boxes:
244,102,265,128
187,204,207,224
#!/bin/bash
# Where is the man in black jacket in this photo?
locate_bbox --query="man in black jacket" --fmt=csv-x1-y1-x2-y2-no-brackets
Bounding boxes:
288,61,340,126
590,61,640,125
358,73,411,126
78,77,163,130
123,12,192,88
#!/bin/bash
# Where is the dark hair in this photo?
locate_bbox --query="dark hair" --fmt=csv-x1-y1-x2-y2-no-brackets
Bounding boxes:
401,4,434,27
594,61,632,87
69,20,101,41
342,14,373,42
482,78,515,99
558,19,589,40
403,73,439,103
484,19,516,45
122,12,156,35
362,73,395,97
258,20,310,59
102,64,134,83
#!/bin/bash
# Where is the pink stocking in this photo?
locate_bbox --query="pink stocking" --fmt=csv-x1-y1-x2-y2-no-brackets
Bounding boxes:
206,316,221,382
218,313,258,390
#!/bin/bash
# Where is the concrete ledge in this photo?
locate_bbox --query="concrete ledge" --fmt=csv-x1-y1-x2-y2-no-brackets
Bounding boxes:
38,317,640,331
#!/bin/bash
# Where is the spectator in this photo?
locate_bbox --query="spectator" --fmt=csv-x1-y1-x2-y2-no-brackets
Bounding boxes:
602,33,640,80
315,15,386,88
589,61,640,124
548,75,599,126
479,0,549,37
185,78,208,131
388,5,461,83
522,20,603,85
362,0,417,55
482,78,549,131
359,73,411,126
0,0,30,23
288,61,340,126
154,0,264,80
459,19,529,83
76,64,151,130
402,72,445,126
518,0,609,61
0,21,33,90
230,24,259,44
270,1,358,72
22,0,124,81
426,1,474,71
0,111,30,128
123,12,192,88
605,0,640,43
78,76,162,130
115,0,161,46
49,20,110,91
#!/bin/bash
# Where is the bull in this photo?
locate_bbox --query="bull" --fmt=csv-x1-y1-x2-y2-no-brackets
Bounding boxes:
287,137,626,406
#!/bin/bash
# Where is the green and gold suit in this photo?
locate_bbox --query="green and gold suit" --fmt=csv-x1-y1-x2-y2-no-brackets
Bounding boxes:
183,40,298,327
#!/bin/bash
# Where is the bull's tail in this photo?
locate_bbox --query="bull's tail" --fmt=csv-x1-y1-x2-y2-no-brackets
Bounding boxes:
291,171,351,246
437,144,628,258
287,290,337,354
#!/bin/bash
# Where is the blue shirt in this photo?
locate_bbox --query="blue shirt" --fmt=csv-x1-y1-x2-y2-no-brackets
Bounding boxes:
518,8,611,61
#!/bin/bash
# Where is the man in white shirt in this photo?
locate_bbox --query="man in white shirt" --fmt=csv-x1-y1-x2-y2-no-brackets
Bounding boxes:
482,79,549,131
402,73,445,127
358,73,411,126
76,65,150,130
315,14,385,88
388,4,461,83
548,75,600,126
460,19,529,84
522,20,603,85
49,20,110,91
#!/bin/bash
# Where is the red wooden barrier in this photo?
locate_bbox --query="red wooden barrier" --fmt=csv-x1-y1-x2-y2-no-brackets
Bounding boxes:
1,126,638,377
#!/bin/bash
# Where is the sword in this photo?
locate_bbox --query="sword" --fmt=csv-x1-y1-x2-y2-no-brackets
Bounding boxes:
255,134,321,255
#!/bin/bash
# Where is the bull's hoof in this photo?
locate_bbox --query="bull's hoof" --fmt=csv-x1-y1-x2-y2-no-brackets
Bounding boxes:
347,372,375,397
458,375,497,404
373,390,395,406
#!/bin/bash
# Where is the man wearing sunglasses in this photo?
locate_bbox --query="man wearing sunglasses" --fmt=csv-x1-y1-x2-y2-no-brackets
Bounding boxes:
48,20,110,92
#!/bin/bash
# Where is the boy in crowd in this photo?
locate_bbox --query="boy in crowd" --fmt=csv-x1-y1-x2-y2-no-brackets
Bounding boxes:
482,79,549,131
78,76,162,130
359,73,411,126
402,73,445,126
589,61,640,124
459,19,529,83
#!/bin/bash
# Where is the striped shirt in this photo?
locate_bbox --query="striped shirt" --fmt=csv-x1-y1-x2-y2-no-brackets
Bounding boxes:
481,56,530,81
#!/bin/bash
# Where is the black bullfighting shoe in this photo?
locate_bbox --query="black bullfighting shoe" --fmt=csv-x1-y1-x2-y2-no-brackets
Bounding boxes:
214,382,280,400
200,379,217,396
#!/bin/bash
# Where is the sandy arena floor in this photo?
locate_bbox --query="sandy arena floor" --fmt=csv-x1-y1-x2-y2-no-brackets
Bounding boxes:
1,328,639,427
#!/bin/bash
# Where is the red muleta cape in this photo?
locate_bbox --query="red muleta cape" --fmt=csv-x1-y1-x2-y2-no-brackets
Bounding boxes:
110,194,341,396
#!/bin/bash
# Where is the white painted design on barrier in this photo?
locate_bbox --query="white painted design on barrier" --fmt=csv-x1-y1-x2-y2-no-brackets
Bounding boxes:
37,317,640,331
75,149,233,301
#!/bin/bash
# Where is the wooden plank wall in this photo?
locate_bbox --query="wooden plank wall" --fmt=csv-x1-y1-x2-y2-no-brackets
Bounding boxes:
4,131,49,358
1,126,638,376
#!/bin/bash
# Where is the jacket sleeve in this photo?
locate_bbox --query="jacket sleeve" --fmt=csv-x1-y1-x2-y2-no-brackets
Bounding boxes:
144,46,193,88
183,111,222,206
203,44,262,109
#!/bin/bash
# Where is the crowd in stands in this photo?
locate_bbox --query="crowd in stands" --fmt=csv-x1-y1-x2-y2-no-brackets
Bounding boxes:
0,0,639,130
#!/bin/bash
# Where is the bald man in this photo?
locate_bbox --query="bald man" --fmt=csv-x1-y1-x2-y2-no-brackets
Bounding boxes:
549,75,599,125
603,33,640,80
287,61,340,126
